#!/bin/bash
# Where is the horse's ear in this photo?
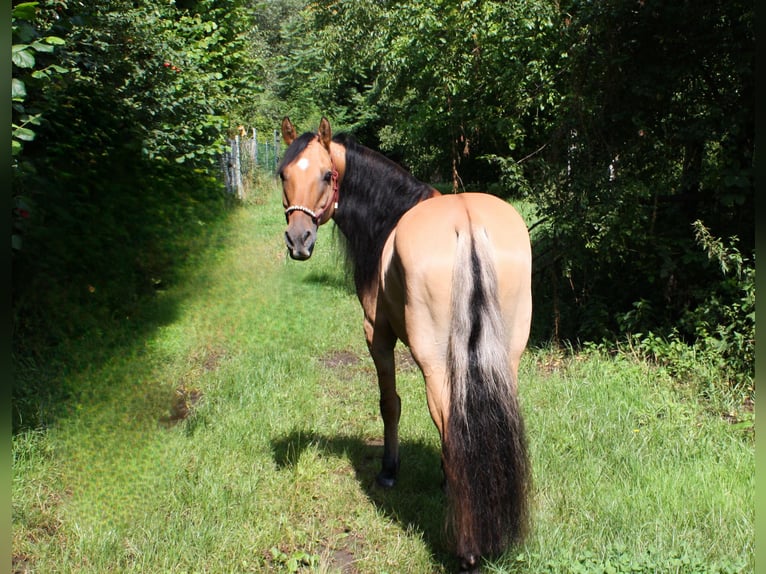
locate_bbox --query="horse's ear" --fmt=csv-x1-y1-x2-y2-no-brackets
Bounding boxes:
281,116,297,145
318,116,332,152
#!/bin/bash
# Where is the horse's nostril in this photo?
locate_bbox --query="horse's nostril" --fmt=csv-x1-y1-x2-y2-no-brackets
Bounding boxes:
284,231,294,248
302,229,313,243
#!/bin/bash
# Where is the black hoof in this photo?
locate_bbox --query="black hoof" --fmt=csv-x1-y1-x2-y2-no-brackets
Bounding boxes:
377,454,399,488
376,472,397,488
459,553,479,573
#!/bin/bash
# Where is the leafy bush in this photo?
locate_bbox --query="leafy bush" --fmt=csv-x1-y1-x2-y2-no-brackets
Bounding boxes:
11,2,69,158
684,221,755,389
591,222,754,408
11,0,284,431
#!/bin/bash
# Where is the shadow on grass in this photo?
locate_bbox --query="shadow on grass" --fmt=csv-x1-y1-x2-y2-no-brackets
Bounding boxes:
11,287,187,433
271,430,459,571
301,270,354,294
11,160,238,434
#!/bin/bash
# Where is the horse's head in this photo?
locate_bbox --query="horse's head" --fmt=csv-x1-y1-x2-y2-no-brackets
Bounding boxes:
279,116,340,260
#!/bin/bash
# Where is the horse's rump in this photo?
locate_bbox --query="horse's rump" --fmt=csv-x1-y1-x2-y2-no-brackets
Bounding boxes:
385,193,532,360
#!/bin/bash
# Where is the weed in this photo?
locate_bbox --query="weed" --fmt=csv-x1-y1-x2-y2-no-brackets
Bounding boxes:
268,547,322,572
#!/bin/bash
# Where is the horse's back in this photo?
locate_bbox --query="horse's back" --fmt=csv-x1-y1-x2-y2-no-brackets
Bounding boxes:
395,192,529,258
381,192,532,369
393,192,531,293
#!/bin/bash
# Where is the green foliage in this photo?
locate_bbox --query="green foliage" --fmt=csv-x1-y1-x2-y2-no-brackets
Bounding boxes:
11,1,70,157
371,0,562,183
11,4,279,310
614,223,755,404
524,1,753,390
268,547,321,572
279,0,562,183
41,0,264,164
685,222,754,388
11,0,273,430
498,545,749,574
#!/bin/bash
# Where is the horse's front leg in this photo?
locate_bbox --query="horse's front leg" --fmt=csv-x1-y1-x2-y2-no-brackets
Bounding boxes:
366,318,400,488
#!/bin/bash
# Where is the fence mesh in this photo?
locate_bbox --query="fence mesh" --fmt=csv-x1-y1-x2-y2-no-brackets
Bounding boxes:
220,128,281,199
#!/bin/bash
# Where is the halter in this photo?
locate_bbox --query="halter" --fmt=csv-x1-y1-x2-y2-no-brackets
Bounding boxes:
284,139,339,225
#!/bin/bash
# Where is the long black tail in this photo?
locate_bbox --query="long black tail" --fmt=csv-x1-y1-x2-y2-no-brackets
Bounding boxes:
443,227,531,570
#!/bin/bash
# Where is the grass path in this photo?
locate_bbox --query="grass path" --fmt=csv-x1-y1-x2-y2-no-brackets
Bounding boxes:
13,182,754,573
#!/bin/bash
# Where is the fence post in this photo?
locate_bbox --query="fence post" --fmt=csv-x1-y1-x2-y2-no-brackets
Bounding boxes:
274,129,280,172
253,128,258,171
221,146,233,194
233,135,243,199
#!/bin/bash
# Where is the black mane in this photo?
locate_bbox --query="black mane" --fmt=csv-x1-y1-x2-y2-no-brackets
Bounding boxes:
331,133,434,293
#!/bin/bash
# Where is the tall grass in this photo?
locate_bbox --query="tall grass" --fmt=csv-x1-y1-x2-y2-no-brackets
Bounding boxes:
13,181,753,573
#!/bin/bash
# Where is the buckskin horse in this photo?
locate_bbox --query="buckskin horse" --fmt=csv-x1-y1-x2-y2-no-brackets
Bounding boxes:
278,116,532,572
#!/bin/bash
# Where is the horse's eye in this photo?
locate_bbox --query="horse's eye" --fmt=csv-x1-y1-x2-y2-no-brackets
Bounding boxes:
323,171,333,183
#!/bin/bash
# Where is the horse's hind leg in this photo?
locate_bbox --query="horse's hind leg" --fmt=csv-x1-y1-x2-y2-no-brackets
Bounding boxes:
366,319,400,488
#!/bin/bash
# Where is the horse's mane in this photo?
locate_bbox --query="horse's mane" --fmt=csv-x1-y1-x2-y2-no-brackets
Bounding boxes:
331,133,435,293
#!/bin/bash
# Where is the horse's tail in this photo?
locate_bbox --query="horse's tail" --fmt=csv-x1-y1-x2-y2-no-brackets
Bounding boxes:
444,226,531,570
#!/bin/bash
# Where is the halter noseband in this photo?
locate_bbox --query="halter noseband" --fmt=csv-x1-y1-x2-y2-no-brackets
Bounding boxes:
284,139,339,225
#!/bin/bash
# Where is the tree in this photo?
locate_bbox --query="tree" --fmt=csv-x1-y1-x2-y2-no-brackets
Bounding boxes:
12,0,273,354
530,0,755,343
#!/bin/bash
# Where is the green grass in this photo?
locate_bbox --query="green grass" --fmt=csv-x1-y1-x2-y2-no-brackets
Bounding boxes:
13,181,753,573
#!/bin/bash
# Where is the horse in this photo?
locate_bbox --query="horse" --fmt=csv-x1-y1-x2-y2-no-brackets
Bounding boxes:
278,116,533,572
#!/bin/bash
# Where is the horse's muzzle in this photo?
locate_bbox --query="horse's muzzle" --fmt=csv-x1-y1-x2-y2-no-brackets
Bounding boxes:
284,223,316,260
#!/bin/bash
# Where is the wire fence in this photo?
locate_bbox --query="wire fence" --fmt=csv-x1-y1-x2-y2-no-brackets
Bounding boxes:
220,128,281,199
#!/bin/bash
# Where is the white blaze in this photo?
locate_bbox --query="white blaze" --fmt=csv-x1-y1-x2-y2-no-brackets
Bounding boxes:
297,158,310,171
